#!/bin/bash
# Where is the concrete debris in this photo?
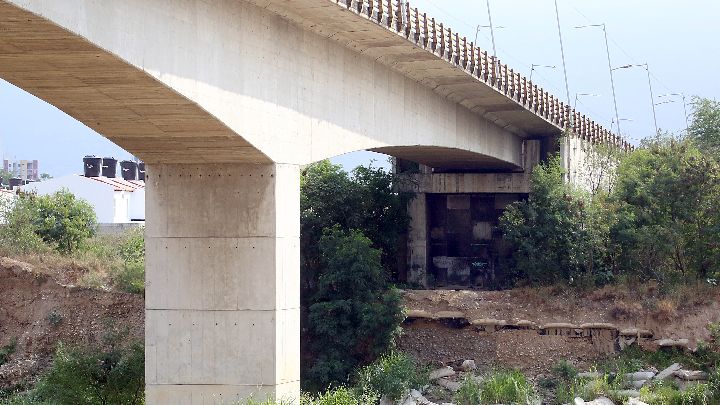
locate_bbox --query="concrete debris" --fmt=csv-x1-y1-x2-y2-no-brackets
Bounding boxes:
654,363,681,380
579,323,618,330
406,309,433,319
674,370,708,381
619,328,653,338
460,359,476,372
436,377,461,392
585,398,615,405
629,379,647,389
429,366,455,380
574,398,586,405
656,338,689,349
434,311,466,320
625,371,656,381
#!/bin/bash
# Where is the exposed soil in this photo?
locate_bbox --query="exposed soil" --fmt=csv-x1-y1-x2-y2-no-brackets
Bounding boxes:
0,258,143,390
1,257,718,393
398,287,720,376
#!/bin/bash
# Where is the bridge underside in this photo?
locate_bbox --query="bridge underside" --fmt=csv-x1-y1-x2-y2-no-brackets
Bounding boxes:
0,0,564,403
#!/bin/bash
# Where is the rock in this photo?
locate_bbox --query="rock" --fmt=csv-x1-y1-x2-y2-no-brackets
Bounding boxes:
630,379,647,389
574,398,586,405
436,377,462,392
654,363,681,380
429,366,455,380
460,359,476,372
656,338,689,349
586,398,615,405
625,371,655,381
626,399,650,405
674,370,708,381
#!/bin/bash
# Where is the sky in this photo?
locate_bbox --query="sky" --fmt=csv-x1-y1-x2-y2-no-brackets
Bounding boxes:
1,0,718,176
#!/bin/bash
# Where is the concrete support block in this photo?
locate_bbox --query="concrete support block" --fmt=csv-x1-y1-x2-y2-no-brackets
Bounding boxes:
407,193,428,287
145,163,300,404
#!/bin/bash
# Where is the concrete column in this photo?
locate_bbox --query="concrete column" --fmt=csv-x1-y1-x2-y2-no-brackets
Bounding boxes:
407,193,429,287
144,163,300,404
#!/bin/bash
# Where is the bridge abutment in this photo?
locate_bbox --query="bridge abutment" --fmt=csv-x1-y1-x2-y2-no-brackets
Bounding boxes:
144,163,300,404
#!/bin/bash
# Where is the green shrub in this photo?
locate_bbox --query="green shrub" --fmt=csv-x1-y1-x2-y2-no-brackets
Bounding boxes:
479,369,539,405
32,330,144,405
500,157,616,287
357,352,428,401
454,376,482,405
639,380,717,405
109,228,145,293
305,228,404,390
29,190,97,254
551,360,578,383
0,196,48,255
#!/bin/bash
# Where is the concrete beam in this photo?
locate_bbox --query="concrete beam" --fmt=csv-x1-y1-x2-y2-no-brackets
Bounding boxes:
144,163,300,403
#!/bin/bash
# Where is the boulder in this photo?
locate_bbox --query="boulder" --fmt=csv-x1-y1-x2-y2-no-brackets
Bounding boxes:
460,359,477,372
514,319,538,329
574,398,586,405
470,318,507,331
656,338,689,349
654,363,681,380
674,370,708,381
625,371,655,381
585,397,615,405
436,377,461,392
629,379,647,389
429,366,456,380
579,322,618,330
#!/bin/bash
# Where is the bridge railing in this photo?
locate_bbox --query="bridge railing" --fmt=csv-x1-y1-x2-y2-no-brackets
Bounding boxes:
333,0,630,151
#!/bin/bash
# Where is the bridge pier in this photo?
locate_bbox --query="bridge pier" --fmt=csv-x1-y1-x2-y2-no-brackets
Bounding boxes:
144,163,300,404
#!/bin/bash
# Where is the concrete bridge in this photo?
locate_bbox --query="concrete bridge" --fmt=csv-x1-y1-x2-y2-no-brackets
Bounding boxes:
0,0,627,402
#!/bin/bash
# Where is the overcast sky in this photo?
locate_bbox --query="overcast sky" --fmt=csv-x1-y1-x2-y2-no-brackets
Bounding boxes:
1,0,718,176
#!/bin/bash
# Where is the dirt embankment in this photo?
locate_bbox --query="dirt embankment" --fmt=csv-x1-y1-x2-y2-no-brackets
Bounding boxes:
398,287,720,375
0,258,143,390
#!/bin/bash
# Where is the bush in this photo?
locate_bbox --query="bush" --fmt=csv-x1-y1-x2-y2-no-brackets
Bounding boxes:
109,228,145,293
454,376,483,405
305,228,404,390
0,339,17,367
500,157,615,287
479,369,539,405
29,190,97,254
0,196,48,256
32,330,144,405
357,352,428,401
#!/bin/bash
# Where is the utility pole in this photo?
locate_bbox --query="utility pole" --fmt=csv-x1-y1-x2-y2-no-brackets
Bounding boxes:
554,0,571,106
485,0,497,58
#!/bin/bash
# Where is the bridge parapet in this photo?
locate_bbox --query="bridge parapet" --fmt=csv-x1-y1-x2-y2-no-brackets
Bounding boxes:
331,0,631,151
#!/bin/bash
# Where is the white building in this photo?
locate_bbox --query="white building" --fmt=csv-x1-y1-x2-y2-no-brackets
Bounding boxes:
20,175,145,224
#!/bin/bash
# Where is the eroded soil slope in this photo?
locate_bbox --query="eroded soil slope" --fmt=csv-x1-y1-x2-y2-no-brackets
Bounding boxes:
0,258,143,389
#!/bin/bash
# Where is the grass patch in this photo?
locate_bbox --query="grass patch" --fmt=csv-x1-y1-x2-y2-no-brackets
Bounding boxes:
357,351,428,401
454,369,539,405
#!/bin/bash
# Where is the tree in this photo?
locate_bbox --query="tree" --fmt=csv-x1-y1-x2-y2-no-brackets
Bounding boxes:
39,173,53,181
306,227,404,390
688,97,720,158
500,157,615,286
579,142,621,196
611,135,720,281
0,169,11,185
28,190,97,253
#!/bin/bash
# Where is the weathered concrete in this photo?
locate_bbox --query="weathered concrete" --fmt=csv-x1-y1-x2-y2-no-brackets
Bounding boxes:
144,163,300,403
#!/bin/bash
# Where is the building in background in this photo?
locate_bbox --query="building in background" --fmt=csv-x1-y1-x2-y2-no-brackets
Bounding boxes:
3,159,40,181
19,157,145,233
